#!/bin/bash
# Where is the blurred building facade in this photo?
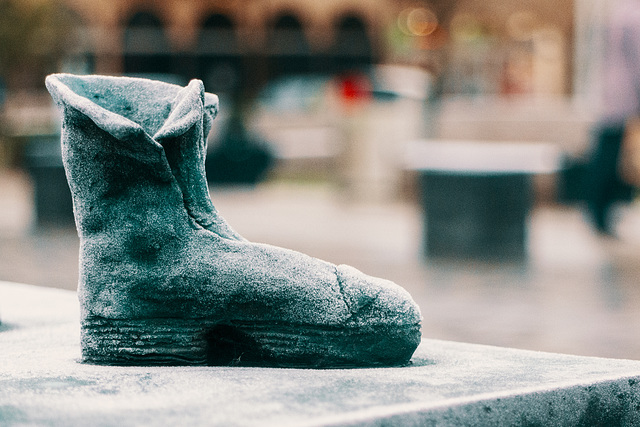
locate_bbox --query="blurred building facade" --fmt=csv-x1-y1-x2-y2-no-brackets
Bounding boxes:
57,0,392,99
47,0,574,99
0,0,584,183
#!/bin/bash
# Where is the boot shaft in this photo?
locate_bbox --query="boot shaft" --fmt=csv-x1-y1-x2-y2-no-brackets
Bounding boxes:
46,74,234,239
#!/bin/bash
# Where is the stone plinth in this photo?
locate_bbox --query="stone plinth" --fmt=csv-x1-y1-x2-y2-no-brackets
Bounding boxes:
1,281,640,426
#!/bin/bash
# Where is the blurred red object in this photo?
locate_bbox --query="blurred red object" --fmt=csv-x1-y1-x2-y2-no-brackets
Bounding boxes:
337,73,371,106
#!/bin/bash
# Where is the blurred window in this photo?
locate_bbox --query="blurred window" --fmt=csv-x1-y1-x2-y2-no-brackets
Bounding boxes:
331,15,374,73
268,14,311,79
197,14,241,96
123,11,172,75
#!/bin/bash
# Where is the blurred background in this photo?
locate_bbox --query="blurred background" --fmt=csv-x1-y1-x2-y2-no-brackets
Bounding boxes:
3,0,640,360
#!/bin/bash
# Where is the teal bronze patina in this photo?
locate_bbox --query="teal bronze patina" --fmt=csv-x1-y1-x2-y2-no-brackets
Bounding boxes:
45,74,422,367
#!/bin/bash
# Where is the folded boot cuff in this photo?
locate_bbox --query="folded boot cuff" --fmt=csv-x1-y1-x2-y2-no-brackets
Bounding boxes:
45,74,218,147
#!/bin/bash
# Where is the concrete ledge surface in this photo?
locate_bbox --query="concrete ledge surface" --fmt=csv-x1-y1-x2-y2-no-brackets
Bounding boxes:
1,281,640,426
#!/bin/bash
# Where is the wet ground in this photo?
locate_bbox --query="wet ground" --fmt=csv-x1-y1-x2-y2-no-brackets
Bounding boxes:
2,168,640,360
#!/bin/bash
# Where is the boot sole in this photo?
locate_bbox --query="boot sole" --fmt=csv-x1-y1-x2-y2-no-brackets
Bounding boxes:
81,317,421,368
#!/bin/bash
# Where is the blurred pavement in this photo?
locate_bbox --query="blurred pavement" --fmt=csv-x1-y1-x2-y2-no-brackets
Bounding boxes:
2,168,640,361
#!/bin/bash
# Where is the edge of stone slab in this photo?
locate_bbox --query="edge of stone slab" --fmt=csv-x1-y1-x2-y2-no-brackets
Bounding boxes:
308,375,640,426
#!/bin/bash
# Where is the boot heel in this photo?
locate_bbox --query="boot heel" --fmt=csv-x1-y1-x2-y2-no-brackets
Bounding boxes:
81,317,210,365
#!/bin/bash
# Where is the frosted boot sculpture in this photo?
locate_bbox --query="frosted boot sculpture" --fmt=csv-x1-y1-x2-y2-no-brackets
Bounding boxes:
46,74,422,367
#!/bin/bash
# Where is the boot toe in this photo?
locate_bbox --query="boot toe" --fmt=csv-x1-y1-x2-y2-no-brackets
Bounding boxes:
336,264,422,328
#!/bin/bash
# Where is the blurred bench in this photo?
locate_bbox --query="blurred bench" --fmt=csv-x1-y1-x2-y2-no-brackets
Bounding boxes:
406,139,561,261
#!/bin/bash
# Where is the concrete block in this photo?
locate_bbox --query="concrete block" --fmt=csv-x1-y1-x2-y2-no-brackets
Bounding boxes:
1,281,640,426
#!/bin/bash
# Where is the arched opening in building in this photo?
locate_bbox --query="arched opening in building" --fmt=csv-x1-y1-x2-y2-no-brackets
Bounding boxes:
267,14,311,80
330,15,374,74
123,11,172,76
196,14,241,98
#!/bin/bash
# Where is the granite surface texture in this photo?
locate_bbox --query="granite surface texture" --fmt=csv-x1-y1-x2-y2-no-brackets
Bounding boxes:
2,281,640,426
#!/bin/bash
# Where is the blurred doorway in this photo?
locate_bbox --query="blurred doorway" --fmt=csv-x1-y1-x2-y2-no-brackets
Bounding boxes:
197,14,242,99
268,14,312,80
123,11,172,75
330,15,374,74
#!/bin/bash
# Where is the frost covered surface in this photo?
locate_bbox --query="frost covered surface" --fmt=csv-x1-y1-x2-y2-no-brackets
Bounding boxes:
3,282,640,426
43,74,421,367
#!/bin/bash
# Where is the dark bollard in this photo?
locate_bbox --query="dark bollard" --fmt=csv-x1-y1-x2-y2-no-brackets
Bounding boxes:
24,135,74,228
419,171,532,262
205,113,274,185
